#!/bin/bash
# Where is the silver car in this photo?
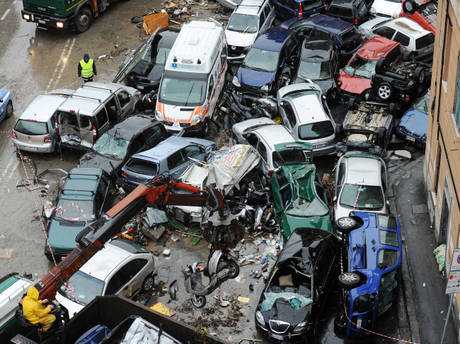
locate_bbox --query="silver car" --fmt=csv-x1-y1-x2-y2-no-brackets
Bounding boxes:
334,151,388,222
11,90,73,153
56,239,157,318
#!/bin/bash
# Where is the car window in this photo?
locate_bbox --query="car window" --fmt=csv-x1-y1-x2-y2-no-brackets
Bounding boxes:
298,121,334,140
373,27,396,39
168,151,185,169
378,214,397,229
393,32,410,47
95,110,109,128
123,258,148,278
263,4,271,20
281,101,296,128
380,230,399,247
259,10,266,27
256,142,268,162
377,249,398,270
15,120,49,135
416,34,435,49
117,90,131,108
130,136,146,154
60,271,104,306
126,158,158,175
182,145,203,158
272,149,307,168
79,115,93,131
105,264,134,295
144,125,167,146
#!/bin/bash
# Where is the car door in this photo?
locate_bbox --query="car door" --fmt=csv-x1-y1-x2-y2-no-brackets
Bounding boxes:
167,150,187,177
144,124,169,148
117,258,150,298
104,264,134,297
116,89,135,119
78,114,97,147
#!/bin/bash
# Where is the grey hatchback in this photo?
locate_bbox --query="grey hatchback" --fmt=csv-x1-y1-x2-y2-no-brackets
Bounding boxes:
119,136,215,190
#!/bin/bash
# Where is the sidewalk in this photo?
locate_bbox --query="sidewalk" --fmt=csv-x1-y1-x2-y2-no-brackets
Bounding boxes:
389,156,457,344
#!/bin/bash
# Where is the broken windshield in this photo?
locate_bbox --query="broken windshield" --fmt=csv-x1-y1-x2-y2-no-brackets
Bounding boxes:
298,60,331,80
339,184,384,210
273,149,307,168
93,132,129,160
54,198,95,222
243,48,279,72
343,56,377,79
60,271,104,306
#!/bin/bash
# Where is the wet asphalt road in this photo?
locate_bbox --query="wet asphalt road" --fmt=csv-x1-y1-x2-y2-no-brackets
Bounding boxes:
0,0,160,277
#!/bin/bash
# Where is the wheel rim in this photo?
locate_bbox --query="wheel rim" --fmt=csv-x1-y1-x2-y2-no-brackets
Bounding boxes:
79,14,90,28
378,85,391,99
337,217,356,230
341,273,359,284
143,277,154,290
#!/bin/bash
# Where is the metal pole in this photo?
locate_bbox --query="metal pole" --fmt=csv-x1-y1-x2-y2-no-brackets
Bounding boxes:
441,293,454,344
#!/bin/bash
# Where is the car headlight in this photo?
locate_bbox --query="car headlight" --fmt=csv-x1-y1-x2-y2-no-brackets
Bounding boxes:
232,76,241,87
255,310,265,325
23,14,30,20
191,115,202,125
155,110,164,121
261,85,269,92
293,321,307,333
56,22,64,29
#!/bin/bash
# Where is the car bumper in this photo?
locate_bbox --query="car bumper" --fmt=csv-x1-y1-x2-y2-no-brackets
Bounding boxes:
395,128,426,147
21,10,69,29
164,119,207,134
12,139,54,153
256,324,305,343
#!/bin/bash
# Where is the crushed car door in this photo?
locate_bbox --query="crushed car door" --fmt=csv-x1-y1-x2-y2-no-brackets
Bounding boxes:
78,114,96,149
116,90,134,119
118,258,149,298
58,111,81,144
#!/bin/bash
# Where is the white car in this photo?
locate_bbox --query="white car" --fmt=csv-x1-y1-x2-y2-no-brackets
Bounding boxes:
370,0,402,18
358,16,392,36
277,82,337,156
232,118,308,175
361,17,434,60
226,0,275,62
56,239,157,318
334,151,389,222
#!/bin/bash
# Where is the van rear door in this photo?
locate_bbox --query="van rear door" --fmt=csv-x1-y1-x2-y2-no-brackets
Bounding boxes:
58,111,81,146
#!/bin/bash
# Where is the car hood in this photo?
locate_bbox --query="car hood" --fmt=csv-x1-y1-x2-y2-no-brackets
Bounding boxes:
294,78,335,94
260,292,313,326
282,214,332,240
338,70,371,95
79,152,120,175
225,30,257,48
399,110,428,137
55,292,84,319
370,0,401,18
237,67,275,88
47,219,85,251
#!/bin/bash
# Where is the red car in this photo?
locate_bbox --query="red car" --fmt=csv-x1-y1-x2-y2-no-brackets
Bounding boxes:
337,35,400,99
401,0,437,34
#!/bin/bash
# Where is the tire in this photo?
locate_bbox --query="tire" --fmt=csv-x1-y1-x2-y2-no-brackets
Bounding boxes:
5,101,13,118
191,295,206,308
227,260,240,279
74,7,93,33
414,67,426,85
402,0,417,14
338,272,364,289
377,83,393,101
142,274,155,292
336,216,362,233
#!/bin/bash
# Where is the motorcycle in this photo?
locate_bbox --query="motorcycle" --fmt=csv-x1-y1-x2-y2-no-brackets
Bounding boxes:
183,250,239,308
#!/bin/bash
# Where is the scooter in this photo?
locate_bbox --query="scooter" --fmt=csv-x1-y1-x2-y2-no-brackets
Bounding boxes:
183,250,239,308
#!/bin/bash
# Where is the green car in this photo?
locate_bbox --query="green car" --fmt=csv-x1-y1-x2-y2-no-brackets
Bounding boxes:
45,168,112,261
271,156,333,240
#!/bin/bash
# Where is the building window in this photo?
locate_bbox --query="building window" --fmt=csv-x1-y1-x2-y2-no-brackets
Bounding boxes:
454,58,460,130
442,16,452,85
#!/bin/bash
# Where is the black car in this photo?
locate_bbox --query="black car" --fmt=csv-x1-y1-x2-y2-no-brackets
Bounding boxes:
371,59,431,104
293,39,338,97
328,0,372,25
79,115,170,179
113,28,179,94
255,228,339,342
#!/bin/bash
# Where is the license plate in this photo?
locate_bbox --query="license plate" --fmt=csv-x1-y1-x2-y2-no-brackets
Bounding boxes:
406,135,416,142
38,19,46,24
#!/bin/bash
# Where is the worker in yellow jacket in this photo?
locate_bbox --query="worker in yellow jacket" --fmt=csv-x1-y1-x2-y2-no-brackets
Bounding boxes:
78,53,97,83
21,286,56,332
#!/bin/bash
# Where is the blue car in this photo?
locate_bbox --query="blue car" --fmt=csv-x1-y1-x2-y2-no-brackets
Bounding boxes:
270,0,325,20
334,212,402,338
282,14,363,63
0,88,13,121
396,93,428,148
233,27,299,96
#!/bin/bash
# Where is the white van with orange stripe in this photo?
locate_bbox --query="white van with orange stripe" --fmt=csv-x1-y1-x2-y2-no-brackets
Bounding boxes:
156,20,227,133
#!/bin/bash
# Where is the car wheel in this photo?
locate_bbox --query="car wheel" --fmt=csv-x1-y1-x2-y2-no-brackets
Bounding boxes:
142,274,155,292
227,260,240,279
191,295,206,308
75,7,92,33
336,216,362,233
377,83,392,101
415,67,426,85
402,0,417,14
333,314,347,336
5,101,13,118
338,272,364,289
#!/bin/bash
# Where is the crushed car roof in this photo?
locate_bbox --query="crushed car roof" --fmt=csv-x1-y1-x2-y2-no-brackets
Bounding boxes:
106,115,158,140
385,17,432,38
357,35,399,60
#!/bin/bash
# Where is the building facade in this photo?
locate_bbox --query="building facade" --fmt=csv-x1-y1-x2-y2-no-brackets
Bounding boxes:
425,0,460,332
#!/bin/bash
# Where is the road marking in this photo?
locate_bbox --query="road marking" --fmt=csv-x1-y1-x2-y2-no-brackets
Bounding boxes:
0,9,10,21
46,38,75,91
1,155,15,179
7,161,19,180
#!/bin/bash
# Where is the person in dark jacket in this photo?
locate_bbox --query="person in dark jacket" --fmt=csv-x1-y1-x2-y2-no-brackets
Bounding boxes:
78,53,97,83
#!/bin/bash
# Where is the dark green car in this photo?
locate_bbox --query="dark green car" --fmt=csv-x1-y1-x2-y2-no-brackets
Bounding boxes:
271,161,333,240
45,168,111,260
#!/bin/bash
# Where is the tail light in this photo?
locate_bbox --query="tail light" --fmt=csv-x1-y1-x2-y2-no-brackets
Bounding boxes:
298,2,303,17
9,130,17,140
91,123,97,139
43,134,52,143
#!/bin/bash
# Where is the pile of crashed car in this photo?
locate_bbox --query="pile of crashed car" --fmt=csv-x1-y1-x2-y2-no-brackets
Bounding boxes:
3,0,433,341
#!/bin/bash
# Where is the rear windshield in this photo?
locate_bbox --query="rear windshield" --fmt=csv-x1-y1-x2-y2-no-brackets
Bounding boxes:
339,184,384,210
54,198,95,222
273,149,307,168
416,34,435,49
126,158,159,176
298,121,334,140
15,120,49,135
340,29,362,48
329,5,353,18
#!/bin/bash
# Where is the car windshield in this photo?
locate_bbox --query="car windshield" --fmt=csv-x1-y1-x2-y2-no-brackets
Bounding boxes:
14,120,48,135
227,14,259,34
155,47,172,65
243,48,279,72
339,184,384,210
329,5,353,18
273,149,308,168
60,271,104,306
343,56,377,79
93,132,129,160
54,198,95,222
298,121,334,140
298,60,331,80
159,76,206,106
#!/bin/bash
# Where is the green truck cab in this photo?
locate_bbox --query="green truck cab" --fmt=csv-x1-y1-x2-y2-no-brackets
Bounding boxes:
21,0,125,33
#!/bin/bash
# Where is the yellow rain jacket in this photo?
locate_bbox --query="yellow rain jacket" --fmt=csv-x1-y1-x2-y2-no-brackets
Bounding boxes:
22,287,56,331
